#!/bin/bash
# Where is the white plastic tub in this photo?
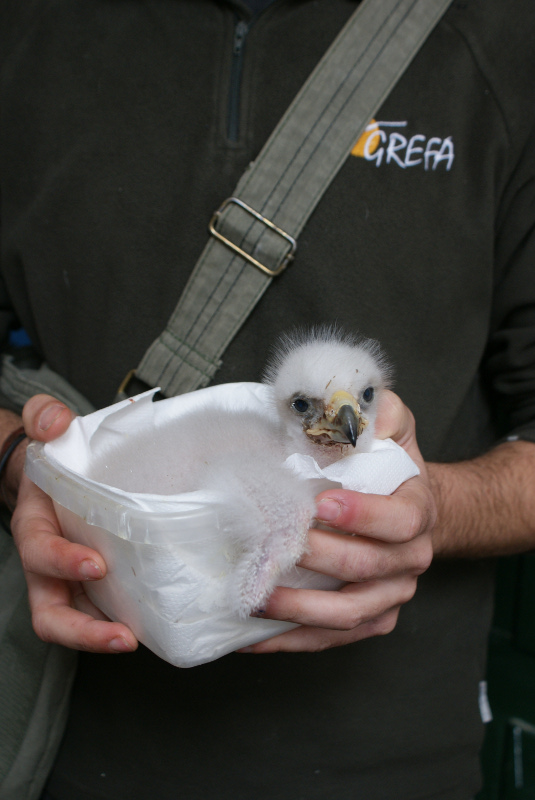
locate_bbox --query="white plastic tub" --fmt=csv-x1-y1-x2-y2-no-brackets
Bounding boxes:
25,383,418,668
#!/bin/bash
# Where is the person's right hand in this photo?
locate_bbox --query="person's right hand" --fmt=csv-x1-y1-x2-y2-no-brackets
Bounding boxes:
10,394,138,653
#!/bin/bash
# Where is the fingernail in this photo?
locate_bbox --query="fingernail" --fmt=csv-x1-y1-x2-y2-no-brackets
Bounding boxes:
109,637,135,653
316,499,342,523
79,559,103,580
38,403,66,431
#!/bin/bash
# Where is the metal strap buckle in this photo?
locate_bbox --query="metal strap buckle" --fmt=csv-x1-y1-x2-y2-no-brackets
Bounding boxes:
208,197,296,277
117,368,137,398
117,369,160,401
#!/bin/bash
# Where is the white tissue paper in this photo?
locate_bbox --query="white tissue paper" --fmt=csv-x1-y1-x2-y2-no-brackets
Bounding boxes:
25,382,419,668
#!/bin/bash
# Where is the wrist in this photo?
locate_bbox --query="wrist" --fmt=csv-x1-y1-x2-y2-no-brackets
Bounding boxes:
427,441,535,558
0,424,28,511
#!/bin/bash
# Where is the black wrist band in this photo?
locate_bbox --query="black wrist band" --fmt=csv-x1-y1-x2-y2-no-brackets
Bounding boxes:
0,428,27,521
0,429,27,479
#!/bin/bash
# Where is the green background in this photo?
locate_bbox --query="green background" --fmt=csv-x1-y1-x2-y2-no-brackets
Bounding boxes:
478,554,535,799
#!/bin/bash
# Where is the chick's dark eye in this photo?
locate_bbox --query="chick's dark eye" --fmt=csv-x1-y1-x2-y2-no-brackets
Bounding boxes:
362,387,374,403
292,398,309,414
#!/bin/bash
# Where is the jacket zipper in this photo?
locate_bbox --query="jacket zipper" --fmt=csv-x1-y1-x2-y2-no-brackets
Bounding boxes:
227,18,249,142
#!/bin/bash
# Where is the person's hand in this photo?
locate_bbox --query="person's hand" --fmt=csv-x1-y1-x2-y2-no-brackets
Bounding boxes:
239,390,435,653
10,394,138,653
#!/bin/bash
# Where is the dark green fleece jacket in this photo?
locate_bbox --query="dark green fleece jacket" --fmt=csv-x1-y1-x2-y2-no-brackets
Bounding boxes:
1,1,535,798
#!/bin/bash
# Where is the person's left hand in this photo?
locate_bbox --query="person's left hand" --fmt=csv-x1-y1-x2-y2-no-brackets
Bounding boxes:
10,394,138,653
239,390,435,653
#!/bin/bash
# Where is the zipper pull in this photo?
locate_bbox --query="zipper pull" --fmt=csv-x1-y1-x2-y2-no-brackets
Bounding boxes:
233,19,249,55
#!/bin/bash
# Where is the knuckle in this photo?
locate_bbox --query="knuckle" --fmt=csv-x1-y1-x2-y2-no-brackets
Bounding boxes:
405,407,416,431
17,534,43,573
332,543,353,578
372,609,400,636
395,483,437,543
413,538,434,575
334,493,373,534
311,634,338,653
338,546,375,583
359,500,382,534
78,628,97,652
345,596,387,631
22,533,81,580
46,536,73,576
339,604,366,631
354,550,379,581
284,611,303,625
342,613,363,631
31,609,52,643
273,595,303,626
10,506,22,532
400,577,418,605
16,537,31,570
400,502,424,542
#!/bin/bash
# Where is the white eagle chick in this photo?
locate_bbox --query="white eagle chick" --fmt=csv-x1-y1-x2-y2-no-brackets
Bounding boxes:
89,329,390,617
264,328,391,468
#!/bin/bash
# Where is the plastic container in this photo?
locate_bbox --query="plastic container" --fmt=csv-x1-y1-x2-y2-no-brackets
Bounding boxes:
24,383,418,667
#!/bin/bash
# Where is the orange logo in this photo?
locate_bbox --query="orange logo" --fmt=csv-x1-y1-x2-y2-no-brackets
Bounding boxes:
351,120,381,157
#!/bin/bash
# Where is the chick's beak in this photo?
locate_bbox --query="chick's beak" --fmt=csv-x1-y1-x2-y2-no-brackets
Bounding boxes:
306,390,368,447
326,390,367,448
336,403,359,447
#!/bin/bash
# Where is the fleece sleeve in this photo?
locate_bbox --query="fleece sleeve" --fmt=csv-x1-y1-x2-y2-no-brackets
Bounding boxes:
484,126,535,443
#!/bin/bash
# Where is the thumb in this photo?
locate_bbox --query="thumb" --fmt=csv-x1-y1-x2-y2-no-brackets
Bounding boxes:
22,394,77,442
375,390,424,470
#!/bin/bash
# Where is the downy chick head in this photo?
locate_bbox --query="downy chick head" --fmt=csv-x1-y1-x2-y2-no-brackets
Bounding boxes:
263,327,392,461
